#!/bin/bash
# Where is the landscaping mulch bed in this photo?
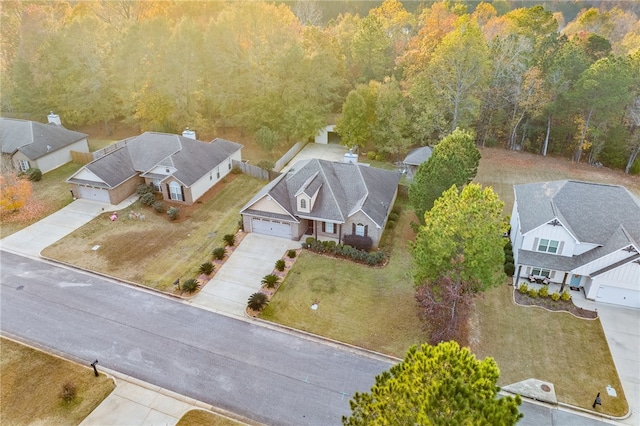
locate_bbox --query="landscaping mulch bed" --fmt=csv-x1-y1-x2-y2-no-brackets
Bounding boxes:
513,289,598,319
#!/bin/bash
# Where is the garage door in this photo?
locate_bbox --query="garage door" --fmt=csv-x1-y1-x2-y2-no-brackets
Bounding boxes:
252,218,291,239
596,286,640,308
77,185,110,203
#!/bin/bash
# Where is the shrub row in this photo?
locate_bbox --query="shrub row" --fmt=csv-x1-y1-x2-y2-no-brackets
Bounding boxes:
518,283,571,301
504,240,514,276
302,237,385,266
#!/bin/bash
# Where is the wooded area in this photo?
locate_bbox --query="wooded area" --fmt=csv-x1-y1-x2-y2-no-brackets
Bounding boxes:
1,0,639,172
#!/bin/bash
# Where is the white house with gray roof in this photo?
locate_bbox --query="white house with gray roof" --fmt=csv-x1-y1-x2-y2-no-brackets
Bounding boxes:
511,180,640,308
67,132,242,205
240,159,400,249
1,115,89,173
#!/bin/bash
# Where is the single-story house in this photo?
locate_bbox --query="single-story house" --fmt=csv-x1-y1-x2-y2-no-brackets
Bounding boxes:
510,180,640,308
402,146,432,177
67,131,242,205
1,114,89,173
240,158,400,249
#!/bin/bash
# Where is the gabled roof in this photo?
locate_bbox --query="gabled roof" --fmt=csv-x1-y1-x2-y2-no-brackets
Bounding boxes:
403,146,433,166
242,159,400,227
514,180,640,256
0,117,88,160
68,132,242,188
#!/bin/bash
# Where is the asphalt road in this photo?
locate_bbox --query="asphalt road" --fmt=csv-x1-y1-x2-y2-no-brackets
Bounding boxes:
0,252,611,425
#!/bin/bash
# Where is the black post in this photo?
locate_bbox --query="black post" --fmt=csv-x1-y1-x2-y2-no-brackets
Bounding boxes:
91,360,99,377
592,392,601,409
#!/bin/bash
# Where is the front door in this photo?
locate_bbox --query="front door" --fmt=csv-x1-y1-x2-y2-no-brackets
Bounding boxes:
570,274,582,287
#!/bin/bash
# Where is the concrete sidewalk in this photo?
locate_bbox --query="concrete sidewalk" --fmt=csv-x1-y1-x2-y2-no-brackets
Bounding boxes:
81,368,251,426
0,196,137,258
189,233,299,317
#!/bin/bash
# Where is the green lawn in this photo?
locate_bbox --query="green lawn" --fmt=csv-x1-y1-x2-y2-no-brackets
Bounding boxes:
1,337,115,425
472,286,627,416
177,409,248,426
261,204,426,358
42,174,265,292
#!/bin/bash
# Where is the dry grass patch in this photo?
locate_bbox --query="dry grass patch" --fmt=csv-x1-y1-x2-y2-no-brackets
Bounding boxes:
177,409,248,426
43,174,265,291
261,206,426,358
1,337,114,425
475,148,640,214
471,285,628,417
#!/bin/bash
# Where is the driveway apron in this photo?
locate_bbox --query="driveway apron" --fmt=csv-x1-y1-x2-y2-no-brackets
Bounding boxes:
0,197,136,258
189,233,299,317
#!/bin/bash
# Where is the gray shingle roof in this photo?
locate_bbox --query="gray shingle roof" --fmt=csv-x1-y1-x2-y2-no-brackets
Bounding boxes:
70,132,241,188
242,159,400,227
403,146,433,166
0,117,88,160
515,180,640,255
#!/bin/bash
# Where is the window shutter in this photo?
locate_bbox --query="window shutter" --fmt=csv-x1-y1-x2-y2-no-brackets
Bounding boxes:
364,225,368,236
525,266,531,275
550,271,556,278
352,223,356,234
533,237,539,251
166,184,170,198
322,222,325,232
180,186,185,201
558,241,564,255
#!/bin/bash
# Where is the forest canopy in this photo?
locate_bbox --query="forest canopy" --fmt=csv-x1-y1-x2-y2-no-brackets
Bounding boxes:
1,0,639,172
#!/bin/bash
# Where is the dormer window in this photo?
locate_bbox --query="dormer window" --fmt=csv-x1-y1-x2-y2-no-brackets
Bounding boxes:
300,199,306,209
538,239,559,254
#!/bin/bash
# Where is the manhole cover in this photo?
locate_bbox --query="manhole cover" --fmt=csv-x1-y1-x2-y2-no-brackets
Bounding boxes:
16,285,24,290
540,384,551,392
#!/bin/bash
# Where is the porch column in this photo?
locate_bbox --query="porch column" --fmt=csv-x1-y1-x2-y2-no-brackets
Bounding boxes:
314,221,318,240
338,224,342,245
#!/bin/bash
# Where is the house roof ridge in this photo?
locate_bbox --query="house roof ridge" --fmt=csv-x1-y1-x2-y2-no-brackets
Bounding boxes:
317,160,345,222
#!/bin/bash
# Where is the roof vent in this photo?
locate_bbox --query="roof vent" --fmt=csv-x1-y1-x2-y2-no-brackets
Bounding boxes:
46,145,52,152
47,111,61,126
343,149,358,164
182,127,196,140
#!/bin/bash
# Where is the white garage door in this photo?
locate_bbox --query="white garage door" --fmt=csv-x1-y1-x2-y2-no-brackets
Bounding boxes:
596,286,640,308
252,218,291,239
77,185,110,203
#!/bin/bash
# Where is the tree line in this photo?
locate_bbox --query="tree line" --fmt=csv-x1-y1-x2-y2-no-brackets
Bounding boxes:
1,0,639,172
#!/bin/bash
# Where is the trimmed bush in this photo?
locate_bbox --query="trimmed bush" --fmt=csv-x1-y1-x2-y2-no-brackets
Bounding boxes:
538,286,549,298
388,212,399,222
248,292,269,311
261,274,280,289
167,206,180,220
60,382,77,402
275,259,285,272
212,247,226,260
140,192,155,206
223,234,236,247
375,153,384,161
136,184,153,195
257,159,275,170
561,290,572,301
386,220,396,229
518,283,529,294
199,261,214,275
367,151,377,160
551,291,561,302
287,249,296,259
504,262,515,276
152,201,165,212
303,240,386,266
181,278,199,294
342,234,373,252
528,288,538,298
25,168,42,181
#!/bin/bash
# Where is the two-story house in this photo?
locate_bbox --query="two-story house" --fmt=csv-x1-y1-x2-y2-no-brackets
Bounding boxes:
511,180,640,308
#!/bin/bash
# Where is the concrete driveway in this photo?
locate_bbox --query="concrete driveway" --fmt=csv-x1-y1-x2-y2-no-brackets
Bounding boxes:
280,143,347,173
597,304,640,424
189,233,299,317
0,197,136,258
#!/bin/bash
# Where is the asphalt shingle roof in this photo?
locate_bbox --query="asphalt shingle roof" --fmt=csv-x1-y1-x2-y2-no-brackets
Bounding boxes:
0,117,88,160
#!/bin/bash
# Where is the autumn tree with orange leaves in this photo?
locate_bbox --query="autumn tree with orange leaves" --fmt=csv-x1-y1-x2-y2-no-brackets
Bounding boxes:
0,171,32,214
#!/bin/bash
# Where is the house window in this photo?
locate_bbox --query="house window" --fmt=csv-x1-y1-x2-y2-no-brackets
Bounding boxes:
531,267,551,278
169,181,183,201
152,179,161,192
216,167,220,179
209,172,213,181
325,222,334,234
355,223,365,237
538,239,559,254
228,159,232,170
300,199,306,209
19,160,30,172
